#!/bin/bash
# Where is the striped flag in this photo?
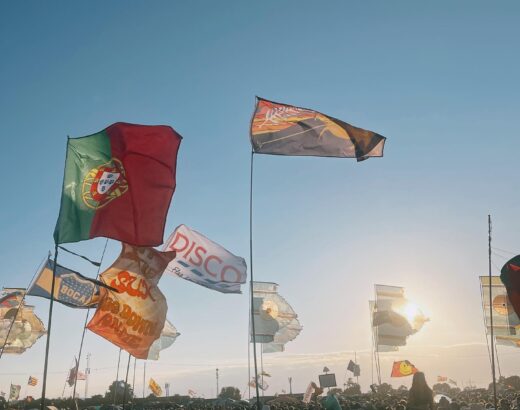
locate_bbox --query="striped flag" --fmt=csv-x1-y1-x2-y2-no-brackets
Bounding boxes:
27,376,38,386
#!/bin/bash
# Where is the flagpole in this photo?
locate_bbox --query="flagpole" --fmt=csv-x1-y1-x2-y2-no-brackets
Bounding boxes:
122,353,131,410
0,256,47,359
131,358,137,410
142,361,146,398
40,244,59,410
114,348,122,405
248,313,251,400
72,239,109,400
249,150,261,409
488,215,497,410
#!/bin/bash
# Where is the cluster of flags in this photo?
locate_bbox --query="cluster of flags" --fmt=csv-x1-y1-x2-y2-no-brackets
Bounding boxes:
1,97,388,400
437,376,457,385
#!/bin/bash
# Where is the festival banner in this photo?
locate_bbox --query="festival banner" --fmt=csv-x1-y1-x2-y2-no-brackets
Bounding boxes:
0,303,46,355
501,255,520,318
54,122,182,247
9,384,21,401
390,360,418,377
250,97,386,161
27,259,112,308
87,244,175,359
27,376,38,386
164,224,247,294
149,378,162,397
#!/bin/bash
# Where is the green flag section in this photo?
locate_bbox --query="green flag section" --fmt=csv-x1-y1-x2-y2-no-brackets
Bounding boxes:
501,255,520,319
250,97,386,161
54,122,182,246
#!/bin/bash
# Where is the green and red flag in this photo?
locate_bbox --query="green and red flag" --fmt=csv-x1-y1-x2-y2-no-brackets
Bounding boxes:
501,255,520,318
250,97,386,161
54,122,182,246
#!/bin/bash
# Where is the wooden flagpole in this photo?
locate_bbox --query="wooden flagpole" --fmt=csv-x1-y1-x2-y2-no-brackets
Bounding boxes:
40,244,59,410
72,239,109,399
249,150,261,409
488,215,498,409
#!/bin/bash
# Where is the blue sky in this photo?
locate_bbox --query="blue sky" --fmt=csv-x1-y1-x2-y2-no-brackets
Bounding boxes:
1,0,520,399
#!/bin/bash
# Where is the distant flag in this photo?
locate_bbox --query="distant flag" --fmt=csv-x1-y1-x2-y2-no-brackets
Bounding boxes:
54,122,182,247
164,224,247,294
303,383,314,404
390,360,418,377
0,391,5,397
27,258,114,308
187,389,197,398
248,377,268,391
9,384,21,401
27,376,38,386
250,97,386,161
495,335,520,347
259,370,271,377
448,379,457,386
501,255,520,318
437,376,448,382
88,244,175,358
149,378,162,397
347,360,361,377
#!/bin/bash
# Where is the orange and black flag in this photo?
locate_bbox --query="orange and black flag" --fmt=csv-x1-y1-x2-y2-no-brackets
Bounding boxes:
250,97,386,161
391,360,418,377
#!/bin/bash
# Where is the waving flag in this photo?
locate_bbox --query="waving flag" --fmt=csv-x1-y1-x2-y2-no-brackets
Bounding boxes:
28,259,113,308
480,276,520,336
164,224,247,294
250,97,386,161
27,376,38,386
9,384,21,401
149,378,162,397
501,255,520,318
437,376,448,382
87,244,175,358
54,122,182,246
147,319,180,360
391,360,418,377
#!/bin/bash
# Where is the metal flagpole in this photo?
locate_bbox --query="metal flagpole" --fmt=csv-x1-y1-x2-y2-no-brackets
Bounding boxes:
495,341,502,379
72,239,109,400
355,351,359,385
113,348,122,405
142,362,146,398
131,357,137,409
488,215,498,409
248,313,251,400
122,353,131,410
40,244,60,410
216,368,219,398
249,150,261,409
260,349,264,397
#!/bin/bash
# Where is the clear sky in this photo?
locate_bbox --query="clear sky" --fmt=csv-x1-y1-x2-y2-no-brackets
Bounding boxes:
1,0,520,400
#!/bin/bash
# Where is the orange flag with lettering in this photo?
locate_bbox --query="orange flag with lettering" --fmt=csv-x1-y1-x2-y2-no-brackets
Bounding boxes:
87,244,176,358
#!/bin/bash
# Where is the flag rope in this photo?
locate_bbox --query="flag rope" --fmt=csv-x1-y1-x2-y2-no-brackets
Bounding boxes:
57,246,101,267
488,215,498,410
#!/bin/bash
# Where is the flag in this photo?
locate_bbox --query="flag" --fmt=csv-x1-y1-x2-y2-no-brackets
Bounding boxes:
501,255,520,318
250,97,386,161
479,276,520,336
187,389,197,398
495,335,520,348
448,379,457,386
391,360,418,377
347,361,361,377
87,244,175,358
9,384,21,401
164,224,247,294
27,376,37,386
303,383,314,404
437,376,448,382
27,258,113,308
0,302,46,355
260,370,271,377
249,377,269,391
252,282,302,351
54,122,182,247
0,288,24,308
149,378,162,397
147,319,180,360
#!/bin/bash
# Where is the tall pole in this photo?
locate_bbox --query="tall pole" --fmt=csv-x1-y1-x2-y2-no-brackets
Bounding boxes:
142,362,146,398
85,353,91,399
288,377,292,395
249,150,261,409
40,244,59,410
488,215,497,410
122,353,131,410
216,368,219,398
355,351,359,385
113,348,122,405
132,357,137,407
72,239,108,400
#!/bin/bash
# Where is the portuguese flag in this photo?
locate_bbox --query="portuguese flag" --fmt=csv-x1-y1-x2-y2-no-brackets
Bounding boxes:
500,255,520,318
54,122,182,246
